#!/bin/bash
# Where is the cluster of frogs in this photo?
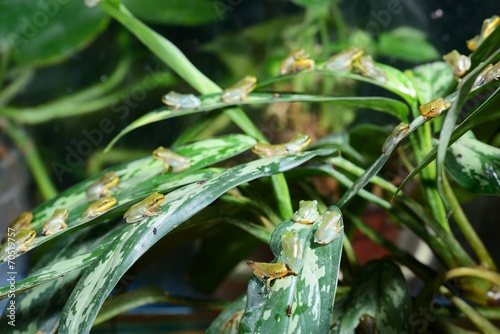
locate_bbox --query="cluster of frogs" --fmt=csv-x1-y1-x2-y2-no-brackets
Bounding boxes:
0,147,194,260
247,200,343,289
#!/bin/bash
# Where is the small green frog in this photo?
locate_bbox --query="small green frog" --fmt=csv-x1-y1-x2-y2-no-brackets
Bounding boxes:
467,16,500,51
152,147,190,173
354,56,387,83
419,97,451,118
285,134,311,153
162,91,201,109
123,192,165,223
1,228,37,258
247,260,297,289
251,143,288,158
82,196,117,220
292,200,320,225
472,61,500,90
281,231,303,273
222,75,257,103
42,208,69,236
279,49,315,75
86,171,119,201
314,209,343,245
382,122,410,154
443,50,471,79
2,212,33,242
324,47,363,72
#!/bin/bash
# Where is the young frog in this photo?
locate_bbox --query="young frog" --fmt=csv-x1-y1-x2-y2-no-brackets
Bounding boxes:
2,212,33,242
285,134,311,153
246,261,297,289
419,98,451,118
382,122,410,154
314,209,343,245
472,61,500,90
292,200,320,224
443,50,471,79
467,15,500,51
354,55,387,83
281,231,303,273
82,196,117,220
42,208,69,236
1,228,37,258
251,143,288,158
152,147,190,173
86,171,119,201
279,49,315,75
123,192,165,223
161,91,201,109
324,47,363,72
221,75,257,103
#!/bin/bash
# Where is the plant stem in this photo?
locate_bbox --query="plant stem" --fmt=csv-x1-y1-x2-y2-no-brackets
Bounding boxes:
342,235,359,273
441,286,500,334
445,267,500,287
442,174,497,270
0,69,34,108
1,119,57,200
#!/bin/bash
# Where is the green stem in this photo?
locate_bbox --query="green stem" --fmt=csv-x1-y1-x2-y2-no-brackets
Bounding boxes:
331,4,347,44
0,69,34,108
99,0,266,142
445,267,500,287
342,236,359,273
1,119,57,200
0,47,11,89
442,174,497,270
441,286,500,334
271,174,293,219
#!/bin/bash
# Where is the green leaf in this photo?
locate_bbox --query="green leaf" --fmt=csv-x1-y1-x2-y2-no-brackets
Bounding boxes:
0,0,109,67
207,295,247,334
106,92,409,150
0,222,116,333
436,50,500,206
291,0,338,6
339,259,412,333
446,131,500,195
240,206,344,333
0,134,255,264
378,27,440,63
59,149,333,334
406,61,455,103
123,0,219,26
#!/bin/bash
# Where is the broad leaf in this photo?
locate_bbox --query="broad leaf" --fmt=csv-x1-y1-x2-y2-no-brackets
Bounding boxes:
378,27,440,63
59,149,334,334
107,92,409,150
0,134,254,263
339,259,411,333
446,131,500,195
406,61,455,103
240,206,343,333
0,0,108,67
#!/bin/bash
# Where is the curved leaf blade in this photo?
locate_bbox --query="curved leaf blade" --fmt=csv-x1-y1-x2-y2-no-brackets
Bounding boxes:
0,134,254,263
339,259,412,333
446,131,500,195
107,92,409,150
240,206,344,333
59,149,334,334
